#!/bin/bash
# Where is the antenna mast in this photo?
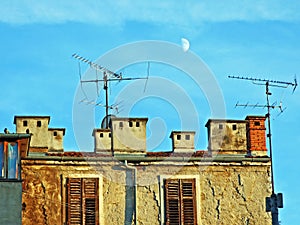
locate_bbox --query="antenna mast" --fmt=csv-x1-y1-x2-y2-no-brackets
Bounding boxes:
228,75,297,225
73,53,147,128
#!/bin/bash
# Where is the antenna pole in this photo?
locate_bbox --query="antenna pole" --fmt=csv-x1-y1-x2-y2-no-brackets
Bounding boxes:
266,82,275,194
228,75,294,225
104,72,109,128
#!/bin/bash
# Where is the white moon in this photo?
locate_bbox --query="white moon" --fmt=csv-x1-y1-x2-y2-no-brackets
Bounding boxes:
181,38,190,52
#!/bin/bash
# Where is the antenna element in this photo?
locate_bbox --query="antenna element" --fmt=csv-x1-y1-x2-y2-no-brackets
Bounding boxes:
73,53,147,128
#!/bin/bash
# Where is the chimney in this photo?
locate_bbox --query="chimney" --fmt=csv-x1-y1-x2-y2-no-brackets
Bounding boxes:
110,117,148,155
170,131,195,153
14,116,65,154
245,116,267,156
205,119,247,155
48,128,65,152
92,129,111,154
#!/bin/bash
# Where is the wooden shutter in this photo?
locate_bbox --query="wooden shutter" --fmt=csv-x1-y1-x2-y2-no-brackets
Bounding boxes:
165,179,180,225
181,179,196,225
67,178,82,225
67,178,99,225
83,178,99,225
165,179,196,225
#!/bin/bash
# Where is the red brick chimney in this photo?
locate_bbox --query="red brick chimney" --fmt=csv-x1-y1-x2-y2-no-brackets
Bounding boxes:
245,116,267,156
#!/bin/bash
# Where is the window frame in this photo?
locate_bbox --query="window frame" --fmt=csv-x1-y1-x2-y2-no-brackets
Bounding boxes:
0,141,21,180
61,174,103,225
159,175,200,225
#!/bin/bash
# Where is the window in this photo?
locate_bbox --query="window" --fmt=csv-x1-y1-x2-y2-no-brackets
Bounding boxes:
0,142,20,179
66,178,99,225
165,179,196,225
177,135,181,140
219,124,223,129
53,131,57,137
254,121,260,126
129,121,133,127
232,124,237,130
119,122,123,128
99,133,103,138
136,122,140,127
185,135,190,140
23,120,28,127
37,121,42,127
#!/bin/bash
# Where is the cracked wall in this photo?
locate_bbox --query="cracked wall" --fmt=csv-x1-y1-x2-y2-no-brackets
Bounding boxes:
21,160,271,225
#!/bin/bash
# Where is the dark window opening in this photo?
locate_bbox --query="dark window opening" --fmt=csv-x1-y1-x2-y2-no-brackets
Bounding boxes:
177,135,181,140
136,122,140,127
37,121,42,127
254,121,260,126
185,135,190,140
108,133,111,138
165,179,196,225
219,124,223,129
23,120,28,127
119,122,123,128
232,124,237,130
53,131,57,136
26,129,30,134
99,133,104,138
129,121,133,127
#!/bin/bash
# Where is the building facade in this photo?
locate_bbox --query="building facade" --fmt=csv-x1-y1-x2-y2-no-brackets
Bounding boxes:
2,115,272,224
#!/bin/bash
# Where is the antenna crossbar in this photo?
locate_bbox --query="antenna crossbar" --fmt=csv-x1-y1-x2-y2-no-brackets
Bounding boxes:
80,77,147,83
228,75,297,89
72,53,122,79
235,102,283,110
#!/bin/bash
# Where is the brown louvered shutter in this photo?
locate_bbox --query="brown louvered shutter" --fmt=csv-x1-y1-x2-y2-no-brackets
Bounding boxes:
67,178,82,225
165,179,180,225
165,179,196,225
181,179,196,225
67,178,99,225
83,178,99,225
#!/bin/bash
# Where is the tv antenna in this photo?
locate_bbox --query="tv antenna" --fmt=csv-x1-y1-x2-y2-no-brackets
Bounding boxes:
73,53,147,128
228,75,297,225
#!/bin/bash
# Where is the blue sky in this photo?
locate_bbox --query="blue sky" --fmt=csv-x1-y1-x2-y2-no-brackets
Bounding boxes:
1,1,300,223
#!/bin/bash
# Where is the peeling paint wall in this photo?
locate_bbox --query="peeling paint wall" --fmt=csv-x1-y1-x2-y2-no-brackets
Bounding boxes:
21,159,271,225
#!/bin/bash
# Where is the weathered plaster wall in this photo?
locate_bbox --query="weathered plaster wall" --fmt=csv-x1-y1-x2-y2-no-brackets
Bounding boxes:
135,162,271,225
21,159,271,225
22,160,128,225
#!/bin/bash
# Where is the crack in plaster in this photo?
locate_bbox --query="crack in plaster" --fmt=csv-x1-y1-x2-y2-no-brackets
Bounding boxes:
235,174,246,201
207,179,215,196
216,199,221,220
235,174,254,223
143,185,161,224
245,217,250,225
41,181,48,225
235,187,247,202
